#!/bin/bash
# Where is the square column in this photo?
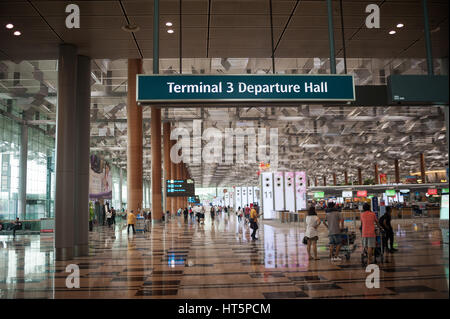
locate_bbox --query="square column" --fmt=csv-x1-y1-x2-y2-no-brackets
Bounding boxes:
55,44,77,261
74,55,91,257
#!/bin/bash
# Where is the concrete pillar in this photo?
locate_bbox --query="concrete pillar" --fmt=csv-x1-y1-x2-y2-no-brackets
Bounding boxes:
358,167,362,185
163,122,171,215
344,170,348,185
55,44,77,261
183,164,187,207
374,164,379,184
420,153,426,183
74,55,90,257
127,59,143,214
394,159,400,184
151,107,163,222
18,114,27,220
314,177,318,187
333,173,337,186
148,180,151,210
176,162,182,211
170,138,176,214
119,167,123,209
445,106,449,178
323,175,327,186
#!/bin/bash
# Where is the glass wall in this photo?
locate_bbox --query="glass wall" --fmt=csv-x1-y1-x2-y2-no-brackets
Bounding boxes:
0,107,55,220
111,165,126,211
25,126,55,220
0,108,21,220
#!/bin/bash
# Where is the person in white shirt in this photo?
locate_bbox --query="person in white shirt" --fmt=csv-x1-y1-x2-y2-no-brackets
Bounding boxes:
106,209,112,228
305,206,321,260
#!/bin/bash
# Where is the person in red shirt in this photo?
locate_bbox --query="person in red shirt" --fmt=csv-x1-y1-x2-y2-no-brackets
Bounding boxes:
360,203,381,264
244,205,251,224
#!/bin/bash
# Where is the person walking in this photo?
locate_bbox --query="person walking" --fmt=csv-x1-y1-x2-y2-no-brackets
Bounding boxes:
183,207,188,222
210,206,215,223
127,210,137,235
361,202,382,264
379,206,398,253
12,217,22,237
111,206,116,227
244,205,250,224
249,205,259,240
237,206,243,223
89,202,95,231
323,202,344,261
305,206,321,260
106,209,112,228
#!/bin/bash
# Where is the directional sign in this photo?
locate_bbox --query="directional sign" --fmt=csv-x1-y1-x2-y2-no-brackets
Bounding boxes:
137,74,355,103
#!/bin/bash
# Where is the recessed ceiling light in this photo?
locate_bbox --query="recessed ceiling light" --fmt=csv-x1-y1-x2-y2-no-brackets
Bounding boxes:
13,31,21,36
165,22,173,27
121,24,140,33
396,23,404,28
389,30,396,35
6,23,14,29
167,29,174,34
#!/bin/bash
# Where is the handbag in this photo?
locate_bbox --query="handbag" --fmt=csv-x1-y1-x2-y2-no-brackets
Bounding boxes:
302,236,308,245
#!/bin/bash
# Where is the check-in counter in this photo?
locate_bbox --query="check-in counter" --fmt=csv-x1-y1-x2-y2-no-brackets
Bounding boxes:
277,208,440,224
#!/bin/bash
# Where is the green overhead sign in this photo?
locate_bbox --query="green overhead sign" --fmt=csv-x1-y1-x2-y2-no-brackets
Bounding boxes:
136,74,355,103
314,191,325,199
386,189,396,196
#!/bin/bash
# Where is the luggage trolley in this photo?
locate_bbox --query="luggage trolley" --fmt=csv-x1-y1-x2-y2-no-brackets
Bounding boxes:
135,216,145,233
340,227,357,260
361,226,385,265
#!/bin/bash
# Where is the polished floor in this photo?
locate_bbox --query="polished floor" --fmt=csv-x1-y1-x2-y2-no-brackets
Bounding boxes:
0,212,448,299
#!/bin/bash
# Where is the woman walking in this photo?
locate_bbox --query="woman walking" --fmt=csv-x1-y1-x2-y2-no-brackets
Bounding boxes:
305,206,321,260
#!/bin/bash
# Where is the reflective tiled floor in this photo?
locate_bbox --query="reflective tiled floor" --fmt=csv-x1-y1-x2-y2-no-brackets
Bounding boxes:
0,213,448,299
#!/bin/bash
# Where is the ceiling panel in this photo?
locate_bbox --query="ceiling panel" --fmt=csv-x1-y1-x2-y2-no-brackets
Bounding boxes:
0,0,447,60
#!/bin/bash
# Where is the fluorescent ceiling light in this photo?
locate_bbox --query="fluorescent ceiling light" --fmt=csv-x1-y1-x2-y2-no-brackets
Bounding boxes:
167,29,174,34
166,22,173,27
13,31,21,36
278,116,306,121
389,30,396,35
6,24,14,29
396,23,404,28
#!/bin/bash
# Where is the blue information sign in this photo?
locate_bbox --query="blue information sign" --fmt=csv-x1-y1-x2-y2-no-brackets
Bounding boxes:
167,179,195,197
137,74,355,103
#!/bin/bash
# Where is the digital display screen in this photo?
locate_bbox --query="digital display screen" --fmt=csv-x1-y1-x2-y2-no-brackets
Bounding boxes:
386,189,396,196
188,195,200,203
427,188,438,195
442,188,449,194
400,189,410,193
342,191,353,198
314,191,324,198
440,194,449,220
166,179,195,197
357,190,367,197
